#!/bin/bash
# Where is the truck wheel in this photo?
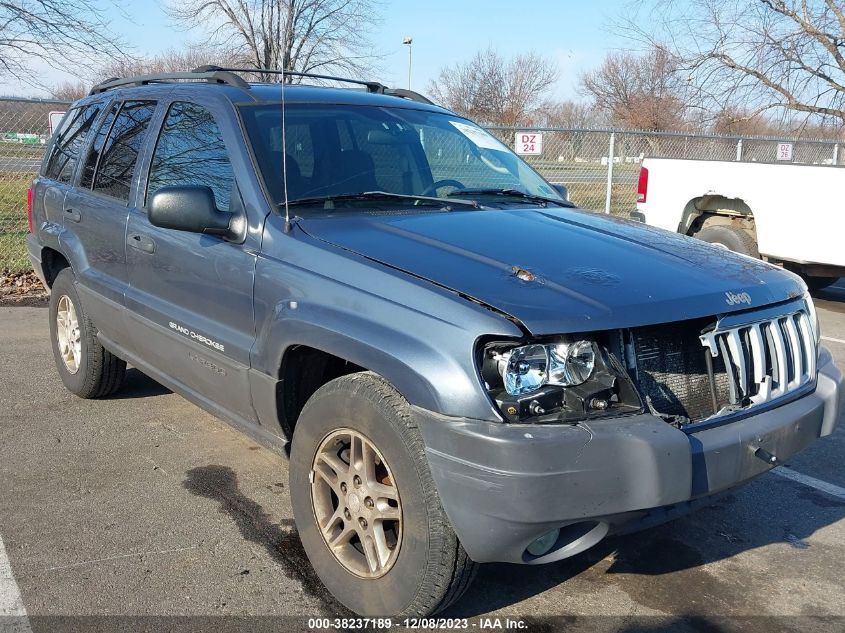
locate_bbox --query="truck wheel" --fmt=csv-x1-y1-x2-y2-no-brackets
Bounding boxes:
803,276,838,292
48,269,126,398
694,225,759,258
289,372,477,617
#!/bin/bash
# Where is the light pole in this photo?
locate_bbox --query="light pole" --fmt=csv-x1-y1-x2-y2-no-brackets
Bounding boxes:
402,37,412,90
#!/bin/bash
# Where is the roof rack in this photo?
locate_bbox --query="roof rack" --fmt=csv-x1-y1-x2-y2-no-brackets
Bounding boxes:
195,66,435,104
88,65,437,106
89,69,250,95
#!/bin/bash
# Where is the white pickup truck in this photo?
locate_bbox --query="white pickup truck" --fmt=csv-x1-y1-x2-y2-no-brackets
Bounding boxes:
633,158,845,289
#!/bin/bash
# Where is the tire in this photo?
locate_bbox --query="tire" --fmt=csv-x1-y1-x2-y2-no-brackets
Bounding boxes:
289,372,477,617
803,275,839,292
693,225,759,258
49,268,126,398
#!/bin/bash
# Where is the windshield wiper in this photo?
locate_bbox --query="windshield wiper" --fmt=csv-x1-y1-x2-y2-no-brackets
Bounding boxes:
448,188,575,207
284,191,480,209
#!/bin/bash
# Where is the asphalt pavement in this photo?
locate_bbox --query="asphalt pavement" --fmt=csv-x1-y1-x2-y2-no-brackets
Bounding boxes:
0,281,844,633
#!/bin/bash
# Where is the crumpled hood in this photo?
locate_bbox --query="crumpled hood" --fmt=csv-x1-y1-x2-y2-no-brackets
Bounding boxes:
297,207,805,335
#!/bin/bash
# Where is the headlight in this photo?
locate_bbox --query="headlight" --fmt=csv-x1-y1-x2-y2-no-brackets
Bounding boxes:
500,340,596,396
803,292,820,344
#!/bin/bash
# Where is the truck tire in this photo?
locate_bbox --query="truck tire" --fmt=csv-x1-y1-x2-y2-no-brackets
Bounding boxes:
289,372,477,617
694,225,759,258
803,276,838,292
49,268,126,398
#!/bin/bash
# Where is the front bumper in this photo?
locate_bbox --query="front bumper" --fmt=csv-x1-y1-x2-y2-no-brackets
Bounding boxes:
415,347,843,564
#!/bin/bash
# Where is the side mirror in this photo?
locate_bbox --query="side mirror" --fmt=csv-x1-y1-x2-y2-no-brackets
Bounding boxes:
551,183,569,201
148,186,236,239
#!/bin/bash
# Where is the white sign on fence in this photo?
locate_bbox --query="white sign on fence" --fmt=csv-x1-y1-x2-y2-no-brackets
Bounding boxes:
48,111,66,136
515,132,542,155
777,142,793,161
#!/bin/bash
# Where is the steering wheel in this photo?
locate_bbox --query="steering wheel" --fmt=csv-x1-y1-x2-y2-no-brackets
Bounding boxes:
421,179,466,197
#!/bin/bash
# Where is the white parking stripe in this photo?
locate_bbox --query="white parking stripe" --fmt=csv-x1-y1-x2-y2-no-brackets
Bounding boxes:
0,533,31,632
773,467,845,501
821,335,845,345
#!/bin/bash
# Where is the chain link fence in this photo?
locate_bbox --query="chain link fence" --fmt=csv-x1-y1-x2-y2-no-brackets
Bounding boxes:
1,95,842,272
0,97,71,272
485,126,843,216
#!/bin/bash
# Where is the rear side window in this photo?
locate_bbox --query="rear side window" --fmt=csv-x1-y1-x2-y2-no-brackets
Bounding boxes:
146,102,234,211
79,102,120,189
92,101,157,202
44,104,102,183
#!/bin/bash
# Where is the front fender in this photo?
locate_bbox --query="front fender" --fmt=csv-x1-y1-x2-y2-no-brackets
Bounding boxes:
251,230,523,422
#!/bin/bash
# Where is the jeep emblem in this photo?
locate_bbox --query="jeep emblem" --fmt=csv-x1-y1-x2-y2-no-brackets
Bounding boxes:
725,291,752,306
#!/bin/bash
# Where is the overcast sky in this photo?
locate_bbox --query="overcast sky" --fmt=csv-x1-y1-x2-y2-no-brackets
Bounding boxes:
0,0,633,100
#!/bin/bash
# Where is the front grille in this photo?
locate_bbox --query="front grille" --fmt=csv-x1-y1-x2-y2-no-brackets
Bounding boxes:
699,311,816,407
629,308,815,424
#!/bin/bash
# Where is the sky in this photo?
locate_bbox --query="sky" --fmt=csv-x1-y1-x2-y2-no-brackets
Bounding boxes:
0,0,633,100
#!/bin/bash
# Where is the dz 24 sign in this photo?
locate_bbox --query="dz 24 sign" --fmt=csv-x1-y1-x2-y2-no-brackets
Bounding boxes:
515,132,542,155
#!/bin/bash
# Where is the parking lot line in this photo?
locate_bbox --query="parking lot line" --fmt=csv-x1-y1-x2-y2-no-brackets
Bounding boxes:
0,531,31,631
773,466,845,501
821,335,845,345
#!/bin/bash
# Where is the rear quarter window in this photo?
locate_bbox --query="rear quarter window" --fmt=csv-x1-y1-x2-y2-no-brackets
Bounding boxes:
43,104,102,183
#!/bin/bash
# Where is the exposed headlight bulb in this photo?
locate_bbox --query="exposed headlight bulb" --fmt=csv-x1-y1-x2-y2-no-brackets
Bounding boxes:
503,344,547,395
499,340,597,396
549,341,596,386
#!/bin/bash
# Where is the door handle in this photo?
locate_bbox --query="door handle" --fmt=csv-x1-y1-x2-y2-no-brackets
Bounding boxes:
127,233,156,254
64,208,81,222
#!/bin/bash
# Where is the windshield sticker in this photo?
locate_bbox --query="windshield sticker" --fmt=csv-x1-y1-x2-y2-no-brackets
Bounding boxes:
449,120,508,151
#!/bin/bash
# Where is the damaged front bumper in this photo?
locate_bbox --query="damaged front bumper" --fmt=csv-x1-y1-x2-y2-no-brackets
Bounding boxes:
415,346,843,565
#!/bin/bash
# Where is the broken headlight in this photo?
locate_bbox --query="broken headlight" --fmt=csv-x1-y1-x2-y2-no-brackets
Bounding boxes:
479,337,641,423
500,341,596,395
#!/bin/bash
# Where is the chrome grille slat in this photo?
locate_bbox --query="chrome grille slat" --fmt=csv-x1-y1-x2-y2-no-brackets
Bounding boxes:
784,316,802,388
699,309,815,418
769,319,788,397
726,330,747,400
748,323,765,384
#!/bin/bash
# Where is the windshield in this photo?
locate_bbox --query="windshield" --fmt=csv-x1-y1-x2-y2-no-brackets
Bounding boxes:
239,103,562,211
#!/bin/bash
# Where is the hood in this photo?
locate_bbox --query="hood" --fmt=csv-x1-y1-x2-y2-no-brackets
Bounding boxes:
297,208,804,335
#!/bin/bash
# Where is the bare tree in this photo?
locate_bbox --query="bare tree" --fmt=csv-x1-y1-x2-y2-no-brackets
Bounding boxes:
165,0,381,81
50,80,91,101
579,46,689,130
619,0,845,128
96,47,237,81
0,1,126,84
537,100,609,128
428,48,559,126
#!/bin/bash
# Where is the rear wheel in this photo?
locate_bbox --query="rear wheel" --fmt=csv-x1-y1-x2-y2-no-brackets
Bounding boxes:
49,269,126,398
289,372,477,617
693,225,759,258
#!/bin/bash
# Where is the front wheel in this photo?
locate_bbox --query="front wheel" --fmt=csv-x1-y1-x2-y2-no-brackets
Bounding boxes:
289,372,476,617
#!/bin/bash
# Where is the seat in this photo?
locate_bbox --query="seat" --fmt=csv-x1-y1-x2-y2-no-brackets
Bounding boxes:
335,149,379,193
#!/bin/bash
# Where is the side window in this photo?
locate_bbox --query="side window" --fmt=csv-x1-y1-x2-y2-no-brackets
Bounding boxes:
79,102,120,189
44,104,102,183
147,102,234,211
92,100,157,202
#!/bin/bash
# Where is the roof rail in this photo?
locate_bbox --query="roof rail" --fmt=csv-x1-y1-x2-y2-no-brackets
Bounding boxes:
192,65,436,104
382,87,435,105
88,69,250,95
87,65,438,106
193,65,387,93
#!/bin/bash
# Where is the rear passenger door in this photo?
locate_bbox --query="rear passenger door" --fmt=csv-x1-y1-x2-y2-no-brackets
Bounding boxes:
124,100,258,424
63,100,158,343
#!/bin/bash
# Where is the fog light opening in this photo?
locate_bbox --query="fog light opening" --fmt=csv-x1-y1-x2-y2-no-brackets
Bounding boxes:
526,528,560,557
